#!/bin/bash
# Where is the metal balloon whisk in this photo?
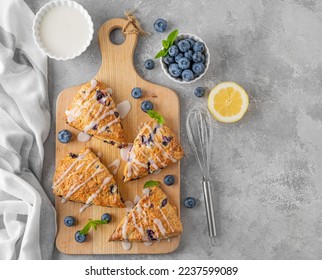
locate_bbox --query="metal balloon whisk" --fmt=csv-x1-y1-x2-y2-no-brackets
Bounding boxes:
186,106,217,246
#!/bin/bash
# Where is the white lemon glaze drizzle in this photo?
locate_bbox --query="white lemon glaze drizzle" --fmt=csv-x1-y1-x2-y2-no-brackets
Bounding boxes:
61,168,104,203
53,149,91,187
79,176,112,213
108,159,121,175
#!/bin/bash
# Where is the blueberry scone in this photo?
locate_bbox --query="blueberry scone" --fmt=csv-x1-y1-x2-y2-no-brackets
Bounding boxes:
65,79,127,148
109,186,182,241
53,148,124,210
123,120,184,182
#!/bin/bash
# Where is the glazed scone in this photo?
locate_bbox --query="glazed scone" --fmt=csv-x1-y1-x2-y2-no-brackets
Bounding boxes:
123,120,184,182
53,148,124,210
109,186,182,241
65,79,127,148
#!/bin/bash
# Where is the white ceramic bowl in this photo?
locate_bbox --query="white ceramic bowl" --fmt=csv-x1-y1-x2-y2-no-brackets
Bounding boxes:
32,0,94,60
160,33,210,84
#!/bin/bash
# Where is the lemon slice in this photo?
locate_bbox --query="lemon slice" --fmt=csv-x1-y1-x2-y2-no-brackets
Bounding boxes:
208,82,249,123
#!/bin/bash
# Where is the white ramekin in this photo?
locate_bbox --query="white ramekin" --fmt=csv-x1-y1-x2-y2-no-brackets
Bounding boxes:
160,33,210,84
32,0,94,60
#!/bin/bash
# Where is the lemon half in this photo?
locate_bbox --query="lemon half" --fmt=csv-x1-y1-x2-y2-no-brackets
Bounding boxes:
208,82,249,123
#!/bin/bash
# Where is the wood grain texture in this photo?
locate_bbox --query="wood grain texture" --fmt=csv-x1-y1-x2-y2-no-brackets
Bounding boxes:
55,18,181,254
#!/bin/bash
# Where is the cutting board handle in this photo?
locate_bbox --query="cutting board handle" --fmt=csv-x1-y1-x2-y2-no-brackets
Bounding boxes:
97,18,139,77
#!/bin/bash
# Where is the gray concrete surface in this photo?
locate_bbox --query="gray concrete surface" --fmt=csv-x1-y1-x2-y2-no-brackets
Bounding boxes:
26,0,322,259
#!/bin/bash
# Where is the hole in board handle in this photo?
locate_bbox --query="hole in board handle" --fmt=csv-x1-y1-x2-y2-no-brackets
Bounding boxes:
109,28,126,45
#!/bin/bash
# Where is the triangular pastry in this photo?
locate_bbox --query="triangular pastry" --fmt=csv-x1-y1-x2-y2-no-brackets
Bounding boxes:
109,186,182,241
123,120,184,182
53,148,124,210
65,79,127,148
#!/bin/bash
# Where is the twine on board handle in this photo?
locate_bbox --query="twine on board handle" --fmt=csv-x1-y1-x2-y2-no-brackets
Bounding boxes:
122,11,150,37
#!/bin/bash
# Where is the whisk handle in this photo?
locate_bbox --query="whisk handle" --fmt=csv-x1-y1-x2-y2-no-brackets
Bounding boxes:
202,180,217,243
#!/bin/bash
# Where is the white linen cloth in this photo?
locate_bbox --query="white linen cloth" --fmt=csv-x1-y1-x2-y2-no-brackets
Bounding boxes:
0,0,56,259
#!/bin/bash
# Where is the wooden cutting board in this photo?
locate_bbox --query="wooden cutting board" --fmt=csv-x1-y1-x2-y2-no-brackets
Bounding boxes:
55,18,181,254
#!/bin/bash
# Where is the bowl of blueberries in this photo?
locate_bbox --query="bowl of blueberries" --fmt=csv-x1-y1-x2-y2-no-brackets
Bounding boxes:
161,33,210,83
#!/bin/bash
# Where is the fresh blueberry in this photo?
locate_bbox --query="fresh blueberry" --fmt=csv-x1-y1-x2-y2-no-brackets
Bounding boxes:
175,53,184,63
177,39,191,52
58,129,72,144
154,19,167,32
101,213,112,223
184,197,196,208
64,216,76,227
168,45,179,57
186,38,196,48
75,230,87,243
192,63,205,75
192,52,205,63
144,59,155,70
168,63,182,77
141,100,154,113
193,41,205,53
131,87,142,99
194,87,205,97
164,175,175,186
184,50,193,60
177,57,191,70
182,70,194,82
162,55,174,65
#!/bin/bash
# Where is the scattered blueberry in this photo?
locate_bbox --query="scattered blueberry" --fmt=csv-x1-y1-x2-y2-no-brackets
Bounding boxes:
182,69,194,82
193,41,205,52
131,87,142,99
74,230,87,243
175,53,184,63
141,100,154,113
168,45,179,57
101,213,112,223
177,57,191,70
192,52,205,63
177,39,191,52
163,55,174,65
192,63,205,75
144,59,155,70
184,197,196,208
184,50,193,60
194,87,205,97
154,19,167,32
164,175,175,186
186,38,196,48
168,63,182,77
58,129,72,144
64,216,76,227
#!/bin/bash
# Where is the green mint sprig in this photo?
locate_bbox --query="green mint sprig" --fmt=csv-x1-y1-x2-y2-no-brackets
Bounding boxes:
155,29,179,58
79,219,107,235
147,110,165,125
144,180,160,188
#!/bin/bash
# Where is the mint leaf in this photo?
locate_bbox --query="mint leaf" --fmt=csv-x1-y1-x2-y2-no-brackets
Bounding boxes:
79,219,107,235
155,49,168,59
147,110,165,125
167,29,179,46
144,180,160,188
155,29,179,58
162,40,169,49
